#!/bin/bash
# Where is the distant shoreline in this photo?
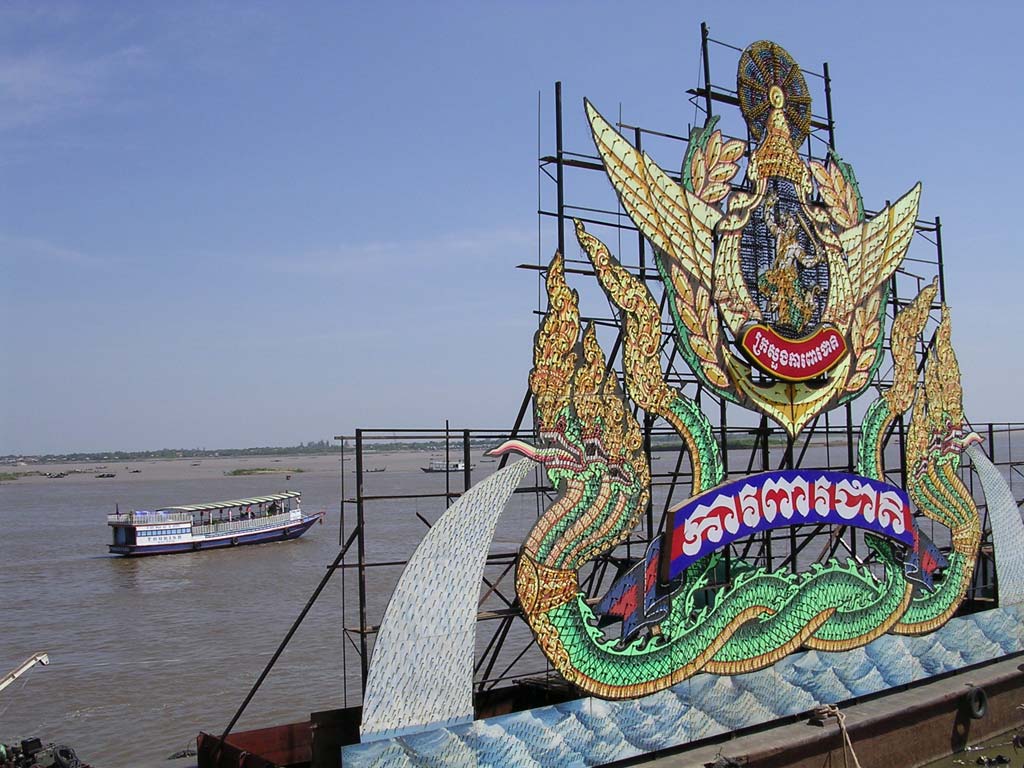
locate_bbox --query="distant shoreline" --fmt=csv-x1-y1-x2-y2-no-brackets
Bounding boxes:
2,448,340,466
0,449,499,486
1,439,494,466
3,432,836,470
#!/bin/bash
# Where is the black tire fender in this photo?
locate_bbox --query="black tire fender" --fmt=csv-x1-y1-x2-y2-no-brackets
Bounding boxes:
54,744,81,768
965,686,988,720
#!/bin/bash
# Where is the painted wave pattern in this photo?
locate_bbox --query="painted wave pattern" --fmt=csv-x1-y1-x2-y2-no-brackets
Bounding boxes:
343,603,1024,767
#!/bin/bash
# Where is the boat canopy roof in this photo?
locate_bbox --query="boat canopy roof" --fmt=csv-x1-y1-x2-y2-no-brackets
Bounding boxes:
161,490,301,514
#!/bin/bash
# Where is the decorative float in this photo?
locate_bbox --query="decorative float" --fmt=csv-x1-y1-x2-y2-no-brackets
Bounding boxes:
348,38,1024,766
198,32,1024,768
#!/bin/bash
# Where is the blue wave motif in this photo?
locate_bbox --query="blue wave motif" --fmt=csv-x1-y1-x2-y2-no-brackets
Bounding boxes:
343,603,1024,767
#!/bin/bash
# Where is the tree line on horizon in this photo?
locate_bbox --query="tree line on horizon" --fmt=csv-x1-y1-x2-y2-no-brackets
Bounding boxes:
3,437,520,464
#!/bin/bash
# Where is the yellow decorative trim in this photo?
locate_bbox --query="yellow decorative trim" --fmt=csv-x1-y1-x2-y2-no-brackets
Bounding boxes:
726,353,851,437
524,479,586,558
690,129,745,205
750,107,809,186
886,281,938,412
516,554,578,616
530,253,579,427
810,159,859,229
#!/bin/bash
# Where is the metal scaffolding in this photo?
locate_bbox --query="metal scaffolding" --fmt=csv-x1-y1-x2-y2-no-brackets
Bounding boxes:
332,24,1024,714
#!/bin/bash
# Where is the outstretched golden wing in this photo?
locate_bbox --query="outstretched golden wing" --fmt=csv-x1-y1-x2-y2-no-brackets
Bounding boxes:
585,99,719,284
585,99,734,390
832,183,920,394
839,183,921,304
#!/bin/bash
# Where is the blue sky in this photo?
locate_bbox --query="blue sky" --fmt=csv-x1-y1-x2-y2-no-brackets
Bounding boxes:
2,2,1022,454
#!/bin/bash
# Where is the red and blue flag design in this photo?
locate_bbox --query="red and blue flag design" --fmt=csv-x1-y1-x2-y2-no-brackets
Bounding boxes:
595,539,671,642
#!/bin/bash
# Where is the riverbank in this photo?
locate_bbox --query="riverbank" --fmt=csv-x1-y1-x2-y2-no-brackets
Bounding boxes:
0,448,482,487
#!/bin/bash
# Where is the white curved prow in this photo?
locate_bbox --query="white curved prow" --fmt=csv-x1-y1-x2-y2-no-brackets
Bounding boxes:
359,458,535,742
968,443,1024,605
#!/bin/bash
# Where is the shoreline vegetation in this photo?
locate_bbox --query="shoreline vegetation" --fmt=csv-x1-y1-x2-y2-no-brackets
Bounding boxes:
3,432,809,471
2,438,492,465
0,432,824,483
3,429,809,467
2,439,343,465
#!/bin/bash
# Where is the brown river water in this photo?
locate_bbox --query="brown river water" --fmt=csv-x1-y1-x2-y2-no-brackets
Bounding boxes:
3,436,1021,767
0,451,532,768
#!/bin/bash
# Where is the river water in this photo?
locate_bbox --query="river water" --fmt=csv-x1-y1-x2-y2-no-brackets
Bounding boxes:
1,449,553,767
3,434,1021,767
0,452,482,767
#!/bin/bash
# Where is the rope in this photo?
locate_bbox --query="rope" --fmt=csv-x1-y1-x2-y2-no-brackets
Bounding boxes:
820,704,863,768
0,672,32,720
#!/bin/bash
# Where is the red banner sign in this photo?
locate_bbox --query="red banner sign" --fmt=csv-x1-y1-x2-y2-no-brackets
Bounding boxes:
739,323,847,381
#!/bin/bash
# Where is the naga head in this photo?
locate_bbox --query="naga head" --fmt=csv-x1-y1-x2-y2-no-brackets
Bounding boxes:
493,331,642,492
491,254,646,495
491,254,650,571
908,305,982,479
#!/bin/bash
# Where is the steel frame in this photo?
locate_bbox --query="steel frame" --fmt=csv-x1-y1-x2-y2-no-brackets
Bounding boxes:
330,25,1024,712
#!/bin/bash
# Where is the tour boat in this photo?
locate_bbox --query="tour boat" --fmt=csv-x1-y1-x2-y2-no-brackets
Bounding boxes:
420,458,472,473
107,491,322,556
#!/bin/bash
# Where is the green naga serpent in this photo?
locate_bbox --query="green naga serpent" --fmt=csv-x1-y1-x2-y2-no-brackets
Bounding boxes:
491,41,983,699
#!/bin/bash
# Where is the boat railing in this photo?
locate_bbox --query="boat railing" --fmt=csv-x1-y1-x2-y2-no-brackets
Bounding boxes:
107,511,194,525
193,510,303,537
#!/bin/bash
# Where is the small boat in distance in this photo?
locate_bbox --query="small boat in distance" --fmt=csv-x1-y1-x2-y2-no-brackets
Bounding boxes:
107,491,322,556
420,458,473,473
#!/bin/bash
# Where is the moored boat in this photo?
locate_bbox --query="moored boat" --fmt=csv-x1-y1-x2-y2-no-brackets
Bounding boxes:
420,458,472,473
107,491,322,556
